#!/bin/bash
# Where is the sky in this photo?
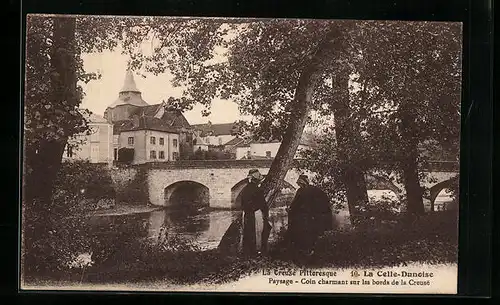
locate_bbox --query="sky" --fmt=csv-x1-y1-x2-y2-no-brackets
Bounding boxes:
79,49,243,125
78,34,333,134
79,49,331,134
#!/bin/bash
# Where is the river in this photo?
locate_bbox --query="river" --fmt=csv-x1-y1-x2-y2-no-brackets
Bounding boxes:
83,188,452,256
86,207,294,252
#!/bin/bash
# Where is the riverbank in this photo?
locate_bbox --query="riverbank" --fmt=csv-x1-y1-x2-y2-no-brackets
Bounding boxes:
22,211,458,288
85,204,164,217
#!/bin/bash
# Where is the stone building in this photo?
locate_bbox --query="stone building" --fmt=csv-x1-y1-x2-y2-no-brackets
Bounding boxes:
193,134,209,152
223,137,246,157
63,112,114,164
235,140,312,160
104,70,194,163
234,141,310,160
192,122,238,147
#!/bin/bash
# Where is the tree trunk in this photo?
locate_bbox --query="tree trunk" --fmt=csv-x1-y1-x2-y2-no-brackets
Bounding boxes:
399,108,425,216
341,166,369,227
332,71,369,228
261,28,343,206
260,68,316,205
218,28,343,250
401,145,425,216
22,16,77,274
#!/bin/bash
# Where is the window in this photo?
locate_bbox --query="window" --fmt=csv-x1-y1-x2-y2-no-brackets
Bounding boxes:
66,146,73,158
266,151,272,158
113,148,118,160
206,137,210,145
159,151,165,159
159,137,164,145
128,137,134,145
150,136,156,145
90,127,99,142
172,152,179,160
91,146,99,162
173,139,178,148
150,150,157,159
247,150,251,157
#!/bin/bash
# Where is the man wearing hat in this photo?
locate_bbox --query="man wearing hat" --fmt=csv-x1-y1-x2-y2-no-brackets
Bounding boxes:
239,169,270,256
287,174,332,259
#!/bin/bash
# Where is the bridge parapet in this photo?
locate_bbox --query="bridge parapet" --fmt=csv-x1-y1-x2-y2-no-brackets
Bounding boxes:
112,159,459,172
131,159,276,169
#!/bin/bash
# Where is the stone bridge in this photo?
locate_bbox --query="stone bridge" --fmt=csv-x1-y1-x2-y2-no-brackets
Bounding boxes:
109,159,459,210
365,161,459,211
145,160,303,209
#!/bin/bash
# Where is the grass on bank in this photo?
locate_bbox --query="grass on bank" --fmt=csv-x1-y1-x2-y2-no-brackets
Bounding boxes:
24,210,458,286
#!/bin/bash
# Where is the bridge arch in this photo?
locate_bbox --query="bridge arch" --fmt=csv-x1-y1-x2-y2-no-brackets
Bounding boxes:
429,175,458,211
230,177,296,209
164,180,210,210
365,173,403,199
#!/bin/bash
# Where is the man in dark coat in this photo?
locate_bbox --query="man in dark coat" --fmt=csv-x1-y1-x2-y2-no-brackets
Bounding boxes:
287,174,332,257
240,169,270,256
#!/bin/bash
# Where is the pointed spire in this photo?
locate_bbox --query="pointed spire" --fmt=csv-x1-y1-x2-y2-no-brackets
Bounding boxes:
120,70,140,93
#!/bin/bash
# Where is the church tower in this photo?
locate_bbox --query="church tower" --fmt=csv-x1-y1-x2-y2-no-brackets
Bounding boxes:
104,70,149,122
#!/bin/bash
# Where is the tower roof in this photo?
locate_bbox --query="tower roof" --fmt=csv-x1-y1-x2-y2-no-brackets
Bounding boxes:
107,70,149,108
120,70,140,93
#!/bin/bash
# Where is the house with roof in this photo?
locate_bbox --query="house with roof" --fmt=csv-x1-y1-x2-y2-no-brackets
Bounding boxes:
192,122,238,147
63,112,114,164
103,70,194,164
193,134,209,152
223,137,246,157
235,133,317,160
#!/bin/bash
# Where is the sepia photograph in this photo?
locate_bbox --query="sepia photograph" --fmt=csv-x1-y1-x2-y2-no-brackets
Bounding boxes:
21,15,462,293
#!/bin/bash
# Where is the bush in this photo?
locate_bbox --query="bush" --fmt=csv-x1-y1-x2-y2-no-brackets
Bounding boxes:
270,211,458,268
190,148,233,160
22,212,97,277
359,196,402,225
179,142,194,160
53,160,115,204
23,160,116,278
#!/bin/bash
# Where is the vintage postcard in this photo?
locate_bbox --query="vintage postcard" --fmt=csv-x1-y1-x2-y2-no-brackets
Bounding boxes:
21,15,462,294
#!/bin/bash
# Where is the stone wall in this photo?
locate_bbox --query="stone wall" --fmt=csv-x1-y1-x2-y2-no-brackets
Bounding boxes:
108,165,150,205
109,166,137,191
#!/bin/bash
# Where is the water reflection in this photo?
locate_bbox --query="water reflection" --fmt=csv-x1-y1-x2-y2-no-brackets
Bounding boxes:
147,208,213,240
87,206,291,252
86,204,351,255
146,207,290,249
